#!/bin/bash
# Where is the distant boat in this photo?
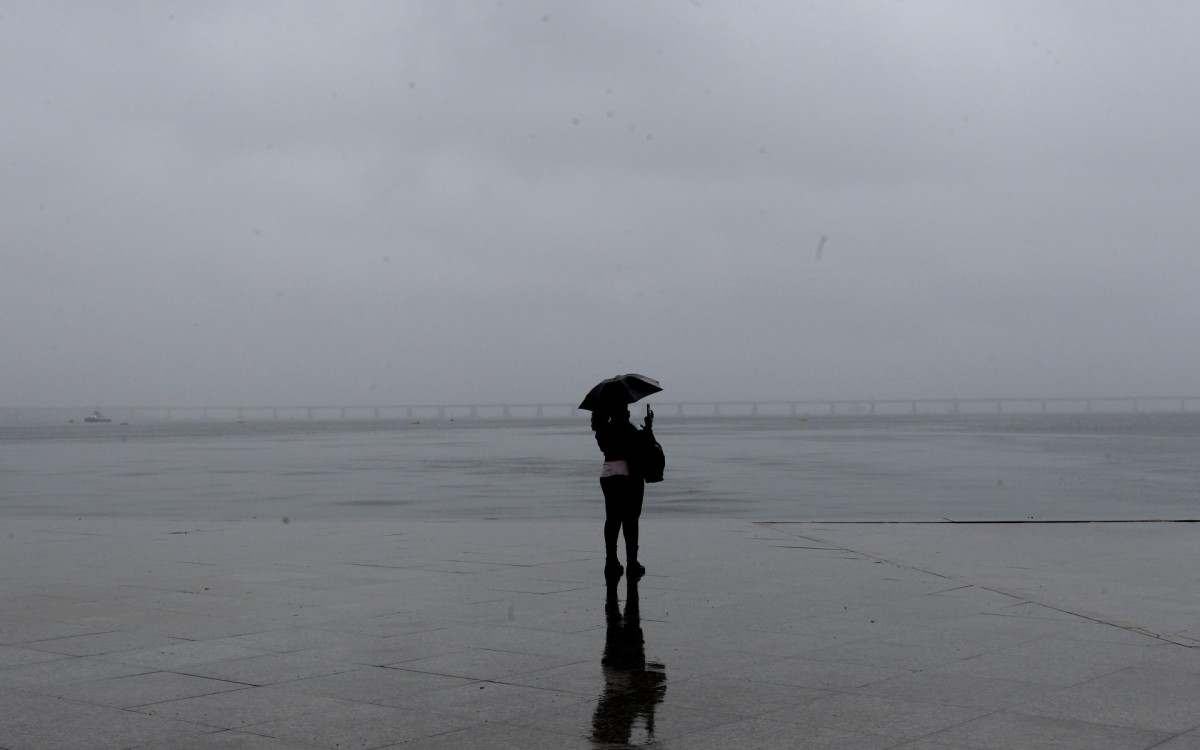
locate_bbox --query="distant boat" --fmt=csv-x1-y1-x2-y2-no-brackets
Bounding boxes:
83,411,112,423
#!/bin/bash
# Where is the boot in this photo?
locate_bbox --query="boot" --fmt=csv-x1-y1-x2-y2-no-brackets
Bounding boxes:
604,550,624,579
626,545,645,578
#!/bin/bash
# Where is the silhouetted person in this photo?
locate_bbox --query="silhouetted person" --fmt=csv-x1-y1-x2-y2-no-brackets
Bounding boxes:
591,405,654,578
591,576,666,747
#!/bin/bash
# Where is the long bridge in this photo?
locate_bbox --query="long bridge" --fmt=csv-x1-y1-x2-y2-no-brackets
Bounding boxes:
3,397,1199,424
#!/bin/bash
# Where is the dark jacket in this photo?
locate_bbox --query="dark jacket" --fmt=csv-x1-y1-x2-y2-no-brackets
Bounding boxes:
595,419,645,464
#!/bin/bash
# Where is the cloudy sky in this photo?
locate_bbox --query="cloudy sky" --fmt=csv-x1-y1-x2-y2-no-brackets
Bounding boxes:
3,1,1198,408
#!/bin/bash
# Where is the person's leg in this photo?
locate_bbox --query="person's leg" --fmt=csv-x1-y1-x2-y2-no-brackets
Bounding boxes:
623,478,646,576
600,478,623,576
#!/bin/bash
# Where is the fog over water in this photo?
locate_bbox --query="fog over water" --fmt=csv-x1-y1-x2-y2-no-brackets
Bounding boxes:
4,413,1199,521
3,3,1198,408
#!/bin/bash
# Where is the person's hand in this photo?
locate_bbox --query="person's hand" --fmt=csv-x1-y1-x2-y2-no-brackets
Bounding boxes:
645,406,654,428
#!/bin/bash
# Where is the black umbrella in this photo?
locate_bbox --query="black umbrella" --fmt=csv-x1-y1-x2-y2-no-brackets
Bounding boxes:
579,373,663,412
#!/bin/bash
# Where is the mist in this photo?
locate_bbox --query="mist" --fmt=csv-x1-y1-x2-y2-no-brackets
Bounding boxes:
3,1,1198,408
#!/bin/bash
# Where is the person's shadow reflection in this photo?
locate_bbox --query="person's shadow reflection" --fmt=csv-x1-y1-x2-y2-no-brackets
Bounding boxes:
591,576,667,747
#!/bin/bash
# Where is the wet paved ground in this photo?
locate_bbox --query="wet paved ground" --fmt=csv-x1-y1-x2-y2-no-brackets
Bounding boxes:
2,517,1199,749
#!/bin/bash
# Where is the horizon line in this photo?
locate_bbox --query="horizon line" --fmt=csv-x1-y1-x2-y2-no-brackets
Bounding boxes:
5,395,1200,411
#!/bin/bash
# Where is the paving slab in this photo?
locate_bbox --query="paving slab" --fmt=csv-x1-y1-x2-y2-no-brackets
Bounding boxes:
1,517,1199,748
766,521,1200,645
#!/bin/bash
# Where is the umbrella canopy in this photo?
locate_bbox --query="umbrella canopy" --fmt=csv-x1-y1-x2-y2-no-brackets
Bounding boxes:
579,373,663,412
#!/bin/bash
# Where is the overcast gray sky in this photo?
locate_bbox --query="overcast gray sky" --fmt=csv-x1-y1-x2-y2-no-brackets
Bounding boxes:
3,1,1198,408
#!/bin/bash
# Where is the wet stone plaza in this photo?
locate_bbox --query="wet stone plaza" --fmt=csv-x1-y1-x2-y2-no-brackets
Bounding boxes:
1,518,1199,749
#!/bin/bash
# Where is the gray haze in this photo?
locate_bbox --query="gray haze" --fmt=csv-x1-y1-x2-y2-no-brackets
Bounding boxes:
3,2,1198,408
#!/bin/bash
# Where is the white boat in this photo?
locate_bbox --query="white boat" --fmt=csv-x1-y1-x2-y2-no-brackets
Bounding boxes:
83,411,112,423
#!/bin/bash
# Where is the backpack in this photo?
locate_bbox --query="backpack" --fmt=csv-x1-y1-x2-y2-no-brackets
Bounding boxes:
638,431,665,483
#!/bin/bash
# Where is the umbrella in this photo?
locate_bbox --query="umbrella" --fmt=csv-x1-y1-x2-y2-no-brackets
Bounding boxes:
579,373,663,412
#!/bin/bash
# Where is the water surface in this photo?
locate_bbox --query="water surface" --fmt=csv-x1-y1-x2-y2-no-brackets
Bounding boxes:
3,413,1198,521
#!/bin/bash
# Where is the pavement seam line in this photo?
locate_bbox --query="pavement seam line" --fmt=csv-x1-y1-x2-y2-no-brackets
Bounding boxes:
758,523,1199,650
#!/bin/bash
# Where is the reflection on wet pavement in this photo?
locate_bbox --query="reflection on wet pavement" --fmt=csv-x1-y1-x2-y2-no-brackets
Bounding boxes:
592,576,667,747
